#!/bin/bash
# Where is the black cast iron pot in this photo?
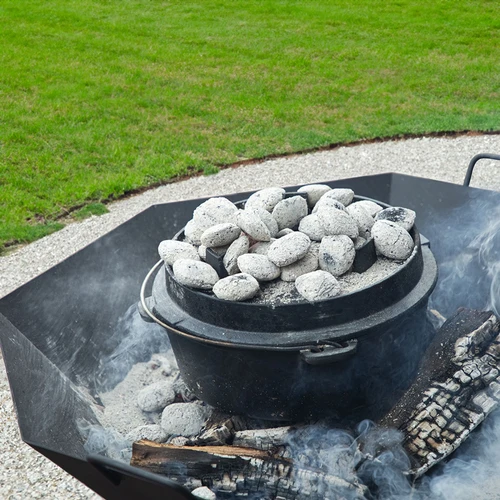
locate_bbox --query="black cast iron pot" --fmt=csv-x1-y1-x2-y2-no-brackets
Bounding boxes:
140,197,438,422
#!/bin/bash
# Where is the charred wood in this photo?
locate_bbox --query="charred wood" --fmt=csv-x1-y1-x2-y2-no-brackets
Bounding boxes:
191,413,251,446
232,426,293,450
379,308,500,477
131,440,368,499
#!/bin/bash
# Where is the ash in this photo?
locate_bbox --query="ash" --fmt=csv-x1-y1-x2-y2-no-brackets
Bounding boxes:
97,353,176,435
252,256,404,305
338,256,404,295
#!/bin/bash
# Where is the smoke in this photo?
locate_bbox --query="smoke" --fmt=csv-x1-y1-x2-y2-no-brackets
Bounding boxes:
80,421,132,463
428,191,500,319
94,302,172,392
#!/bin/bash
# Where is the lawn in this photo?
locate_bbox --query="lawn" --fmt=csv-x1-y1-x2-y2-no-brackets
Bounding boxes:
1,0,499,248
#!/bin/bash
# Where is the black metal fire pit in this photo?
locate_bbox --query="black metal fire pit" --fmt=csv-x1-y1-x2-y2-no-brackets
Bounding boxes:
1,159,499,499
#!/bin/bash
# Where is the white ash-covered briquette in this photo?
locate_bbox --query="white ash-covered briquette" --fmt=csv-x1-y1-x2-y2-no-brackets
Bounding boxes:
236,209,271,242
246,206,279,238
137,380,176,412
161,401,213,438
297,184,332,208
158,240,200,265
244,187,285,212
271,195,308,230
319,235,355,277
375,206,416,231
173,259,219,290
276,228,294,238
329,188,355,206
351,199,384,217
191,487,217,500
280,249,319,282
372,220,414,260
346,203,374,239
184,219,205,246
126,425,168,443
315,188,354,210
237,254,281,282
295,270,342,302
298,213,326,241
249,239,275,255
213,273,260,301
200,223,241,248
267,231,311,267
193,197,238,229
312,195,346,214
223,234,250,275
317,207,359,239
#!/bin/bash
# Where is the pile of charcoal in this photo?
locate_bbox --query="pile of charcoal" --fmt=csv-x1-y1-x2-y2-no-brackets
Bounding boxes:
158,185,416,302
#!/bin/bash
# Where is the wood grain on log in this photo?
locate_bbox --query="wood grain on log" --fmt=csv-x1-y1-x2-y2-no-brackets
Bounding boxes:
379,308,500,477
232,426,293,450
131,440,367,499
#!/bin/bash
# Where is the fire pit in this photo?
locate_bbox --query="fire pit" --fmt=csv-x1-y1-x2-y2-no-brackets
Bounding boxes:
1,159,499,499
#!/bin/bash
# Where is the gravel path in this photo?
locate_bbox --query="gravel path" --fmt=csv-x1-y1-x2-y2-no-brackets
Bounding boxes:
1,133,499,499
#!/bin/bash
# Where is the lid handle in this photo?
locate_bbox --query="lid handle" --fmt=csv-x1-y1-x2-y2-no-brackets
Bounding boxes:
300,339,358,365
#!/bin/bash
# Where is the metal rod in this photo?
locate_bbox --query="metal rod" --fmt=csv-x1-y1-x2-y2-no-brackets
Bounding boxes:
463,153,500,187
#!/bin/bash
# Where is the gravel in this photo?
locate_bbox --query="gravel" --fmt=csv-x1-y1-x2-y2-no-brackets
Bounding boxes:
1,133,499,498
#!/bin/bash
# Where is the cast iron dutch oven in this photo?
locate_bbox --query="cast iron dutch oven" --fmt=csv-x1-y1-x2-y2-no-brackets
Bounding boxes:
140,196,438,422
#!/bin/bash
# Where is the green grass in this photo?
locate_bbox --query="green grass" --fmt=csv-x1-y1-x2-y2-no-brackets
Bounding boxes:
1,0,499,248
73,202,109,220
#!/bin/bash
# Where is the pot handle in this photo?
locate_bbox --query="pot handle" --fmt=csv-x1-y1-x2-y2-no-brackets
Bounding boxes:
138,259,164,323
300,339,358,365
137,296,156,323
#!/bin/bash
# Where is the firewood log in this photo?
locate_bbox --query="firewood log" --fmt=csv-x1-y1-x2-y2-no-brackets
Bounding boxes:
131,440,368,499
379,308,500,477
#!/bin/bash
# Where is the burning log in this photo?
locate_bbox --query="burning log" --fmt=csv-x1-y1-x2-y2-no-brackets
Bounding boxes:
131,440,368,499
379,308,500,477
